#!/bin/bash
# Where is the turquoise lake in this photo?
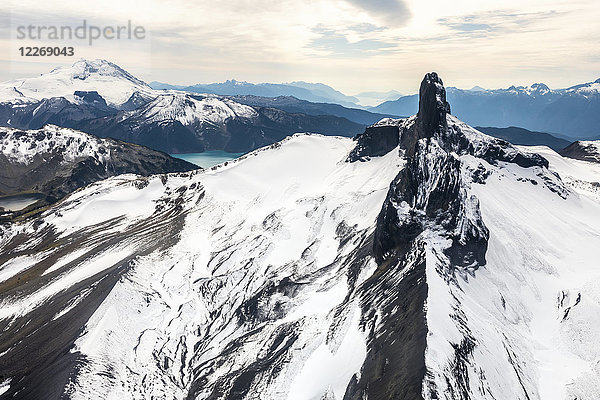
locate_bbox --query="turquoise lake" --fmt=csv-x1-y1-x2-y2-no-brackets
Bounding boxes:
170,151,245,168
0,193,45,212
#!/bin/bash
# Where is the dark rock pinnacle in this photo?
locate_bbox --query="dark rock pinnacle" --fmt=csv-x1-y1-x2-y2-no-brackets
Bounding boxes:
417,72,451,139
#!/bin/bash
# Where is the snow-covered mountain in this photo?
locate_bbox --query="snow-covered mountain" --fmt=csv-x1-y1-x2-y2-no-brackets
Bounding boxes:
371,78,600,139
560,140,600,163
0,125,196,212
0,95,117,131
0,59,153,108
150,79,361,108
0,60,374,154
1,73,600,399
76,92,364,153
353,90,403,107
135,93,258,125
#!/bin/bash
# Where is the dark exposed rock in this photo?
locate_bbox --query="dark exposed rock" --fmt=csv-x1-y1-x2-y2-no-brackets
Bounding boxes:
374,73,490,269
119,91,155,111
345,241,428,400
80,117,207,154
417,72,451,138
0,126,198,219
474,138,549,168
560,141,600,163
73,91,109,109
475,126,570,151
0,97,117,130
347,125,400,162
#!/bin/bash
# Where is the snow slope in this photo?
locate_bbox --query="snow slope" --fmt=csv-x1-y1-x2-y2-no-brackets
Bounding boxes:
0,59,153,107
0,73,599,400
0,125,196,202
0,125,112,165
0,133,404,399
129,93,258,126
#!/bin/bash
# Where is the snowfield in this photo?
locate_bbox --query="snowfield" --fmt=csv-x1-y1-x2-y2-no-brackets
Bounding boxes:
0,134,405,399
131,93,258,127
1,76,600,399
0,125,112,165
0,59,153,107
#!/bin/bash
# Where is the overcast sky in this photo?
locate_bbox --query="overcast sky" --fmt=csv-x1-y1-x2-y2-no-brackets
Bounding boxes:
1,0,599,95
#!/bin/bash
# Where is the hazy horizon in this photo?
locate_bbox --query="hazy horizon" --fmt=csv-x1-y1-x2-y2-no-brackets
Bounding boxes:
2,0,599,95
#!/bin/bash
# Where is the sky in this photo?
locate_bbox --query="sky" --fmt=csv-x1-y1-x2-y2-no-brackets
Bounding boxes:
1,0,599,95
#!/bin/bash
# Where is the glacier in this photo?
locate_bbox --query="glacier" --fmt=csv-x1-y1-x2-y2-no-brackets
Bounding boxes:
0,73,599,399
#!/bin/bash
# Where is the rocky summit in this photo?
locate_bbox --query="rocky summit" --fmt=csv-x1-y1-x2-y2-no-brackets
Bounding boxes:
0,73,599,400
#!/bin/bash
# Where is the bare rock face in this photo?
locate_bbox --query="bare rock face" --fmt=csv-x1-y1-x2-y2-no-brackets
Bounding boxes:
560,141,600,163
0,125,198,220
348,73,559,399
346,125,400,162
417,72,451,139
374,73,488,269
1,72,586,400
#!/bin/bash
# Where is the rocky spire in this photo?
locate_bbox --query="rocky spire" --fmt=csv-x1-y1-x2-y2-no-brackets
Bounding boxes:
398,72,453,156
417,72,451,139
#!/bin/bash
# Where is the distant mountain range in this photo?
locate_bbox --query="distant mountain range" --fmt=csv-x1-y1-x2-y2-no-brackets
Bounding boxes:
76,93,364,153
474,126,571,151
152,75,600,140
150,79,361,108
4,73,600,399
370,81,600,139
353,90,403,107
227,95,395,126
151,81,408,109
2,59,598,153
0,91,365,154
0,60,383,154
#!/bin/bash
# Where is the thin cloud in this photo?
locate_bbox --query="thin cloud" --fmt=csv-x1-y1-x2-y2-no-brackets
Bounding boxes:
308,27,397,58
344,0,410,24
438,10,569,34
348,23,387,34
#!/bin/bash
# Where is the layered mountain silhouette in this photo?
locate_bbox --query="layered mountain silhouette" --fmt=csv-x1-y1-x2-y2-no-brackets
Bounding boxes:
371,81,600,139
2,73,599,399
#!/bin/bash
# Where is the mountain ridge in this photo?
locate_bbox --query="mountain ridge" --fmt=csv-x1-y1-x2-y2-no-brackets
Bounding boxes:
150,79,360,108
1,73,599,398
370,79,600,138
0,59,153,108
0,124,197,219
0,60,390,154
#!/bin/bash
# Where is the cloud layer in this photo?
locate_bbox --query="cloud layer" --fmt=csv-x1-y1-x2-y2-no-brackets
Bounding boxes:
1,0,598,94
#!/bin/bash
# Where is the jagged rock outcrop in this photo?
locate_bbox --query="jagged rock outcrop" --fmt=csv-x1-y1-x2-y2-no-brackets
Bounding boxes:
373,73,489,269
560,140,600,163
347,125,400,161
0,125,197,217
347,73,555,399
0,73,597,400
119,91,155,111
0,97,117,131
417,73,451,137
73,91,110,109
